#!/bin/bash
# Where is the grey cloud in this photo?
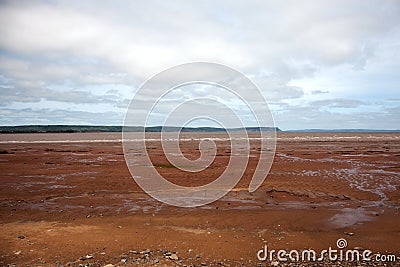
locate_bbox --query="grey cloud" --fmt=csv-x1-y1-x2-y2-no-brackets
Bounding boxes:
0,1,399,128
0,108,124,126
311,98,366,109
273,101,399,130
311,90,329,95
0,86,127,106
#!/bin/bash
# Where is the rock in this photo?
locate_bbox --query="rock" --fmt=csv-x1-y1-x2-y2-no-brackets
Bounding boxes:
145,248,150,254
168,253,179,260
271,261,279,266
14,250,22,255
201,263,207,266
120,258,127,263
344,231,355,236
17,235,25,239
103,265,115,267
129,250,138,254
85,255,93,259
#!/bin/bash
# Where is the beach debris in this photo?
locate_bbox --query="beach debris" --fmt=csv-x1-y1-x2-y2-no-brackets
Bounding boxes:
344,231,355,236
168,253,179,260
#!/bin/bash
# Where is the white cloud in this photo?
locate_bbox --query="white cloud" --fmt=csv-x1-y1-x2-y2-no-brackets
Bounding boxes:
0,0,399,128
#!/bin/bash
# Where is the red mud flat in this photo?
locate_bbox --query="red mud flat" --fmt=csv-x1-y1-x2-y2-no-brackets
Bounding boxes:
0,132,399,267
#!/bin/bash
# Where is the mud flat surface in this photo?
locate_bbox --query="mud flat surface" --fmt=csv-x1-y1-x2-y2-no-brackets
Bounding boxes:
0,132,399,266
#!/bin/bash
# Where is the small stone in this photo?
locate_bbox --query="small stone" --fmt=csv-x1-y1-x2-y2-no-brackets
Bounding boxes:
344,231,355,236
103,265,115,267
85,255,93,259
129,250,138,254
145,248,150,254
196,255,201,259
120,258,127,263
14,250,22,255
17,235,25,239
201,263,207,266
271,261,279,267
168,253,179,261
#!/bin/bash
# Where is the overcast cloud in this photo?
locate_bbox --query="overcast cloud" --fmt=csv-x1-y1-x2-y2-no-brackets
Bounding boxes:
0,0,399,129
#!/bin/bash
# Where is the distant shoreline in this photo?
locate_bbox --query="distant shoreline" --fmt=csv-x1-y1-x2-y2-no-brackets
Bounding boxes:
0,125,280,133
0,125,399,133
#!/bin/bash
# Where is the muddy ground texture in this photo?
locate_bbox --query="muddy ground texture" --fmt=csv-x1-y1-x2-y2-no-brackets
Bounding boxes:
0,132,399,266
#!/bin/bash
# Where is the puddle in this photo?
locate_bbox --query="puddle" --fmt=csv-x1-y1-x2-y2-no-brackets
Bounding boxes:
329,208,375,228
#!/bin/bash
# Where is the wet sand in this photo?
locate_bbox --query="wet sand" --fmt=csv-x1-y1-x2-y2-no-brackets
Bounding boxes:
0,132,399,266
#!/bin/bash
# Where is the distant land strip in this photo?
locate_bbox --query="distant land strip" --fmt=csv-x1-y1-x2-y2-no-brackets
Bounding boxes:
0,125,399,133
0,125,280,133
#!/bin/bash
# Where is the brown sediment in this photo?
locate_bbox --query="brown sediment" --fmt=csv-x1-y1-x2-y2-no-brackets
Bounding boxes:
0,132,399,266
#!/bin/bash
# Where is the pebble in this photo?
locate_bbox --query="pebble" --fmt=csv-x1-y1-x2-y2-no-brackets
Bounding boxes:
168,253,179,260
17,235,25,239
344,231,355,236
26,246,397,267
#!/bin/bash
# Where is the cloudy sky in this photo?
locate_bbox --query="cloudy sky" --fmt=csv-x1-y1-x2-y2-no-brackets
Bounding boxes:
0,0,399,130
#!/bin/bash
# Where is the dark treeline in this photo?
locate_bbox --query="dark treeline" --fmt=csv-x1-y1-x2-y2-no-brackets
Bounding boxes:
0,125,281,133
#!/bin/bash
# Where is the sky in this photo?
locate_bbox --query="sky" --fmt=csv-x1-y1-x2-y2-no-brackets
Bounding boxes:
0,0,399,130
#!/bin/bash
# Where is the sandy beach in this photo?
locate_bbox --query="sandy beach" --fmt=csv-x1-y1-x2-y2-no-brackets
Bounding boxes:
0,132,399,266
